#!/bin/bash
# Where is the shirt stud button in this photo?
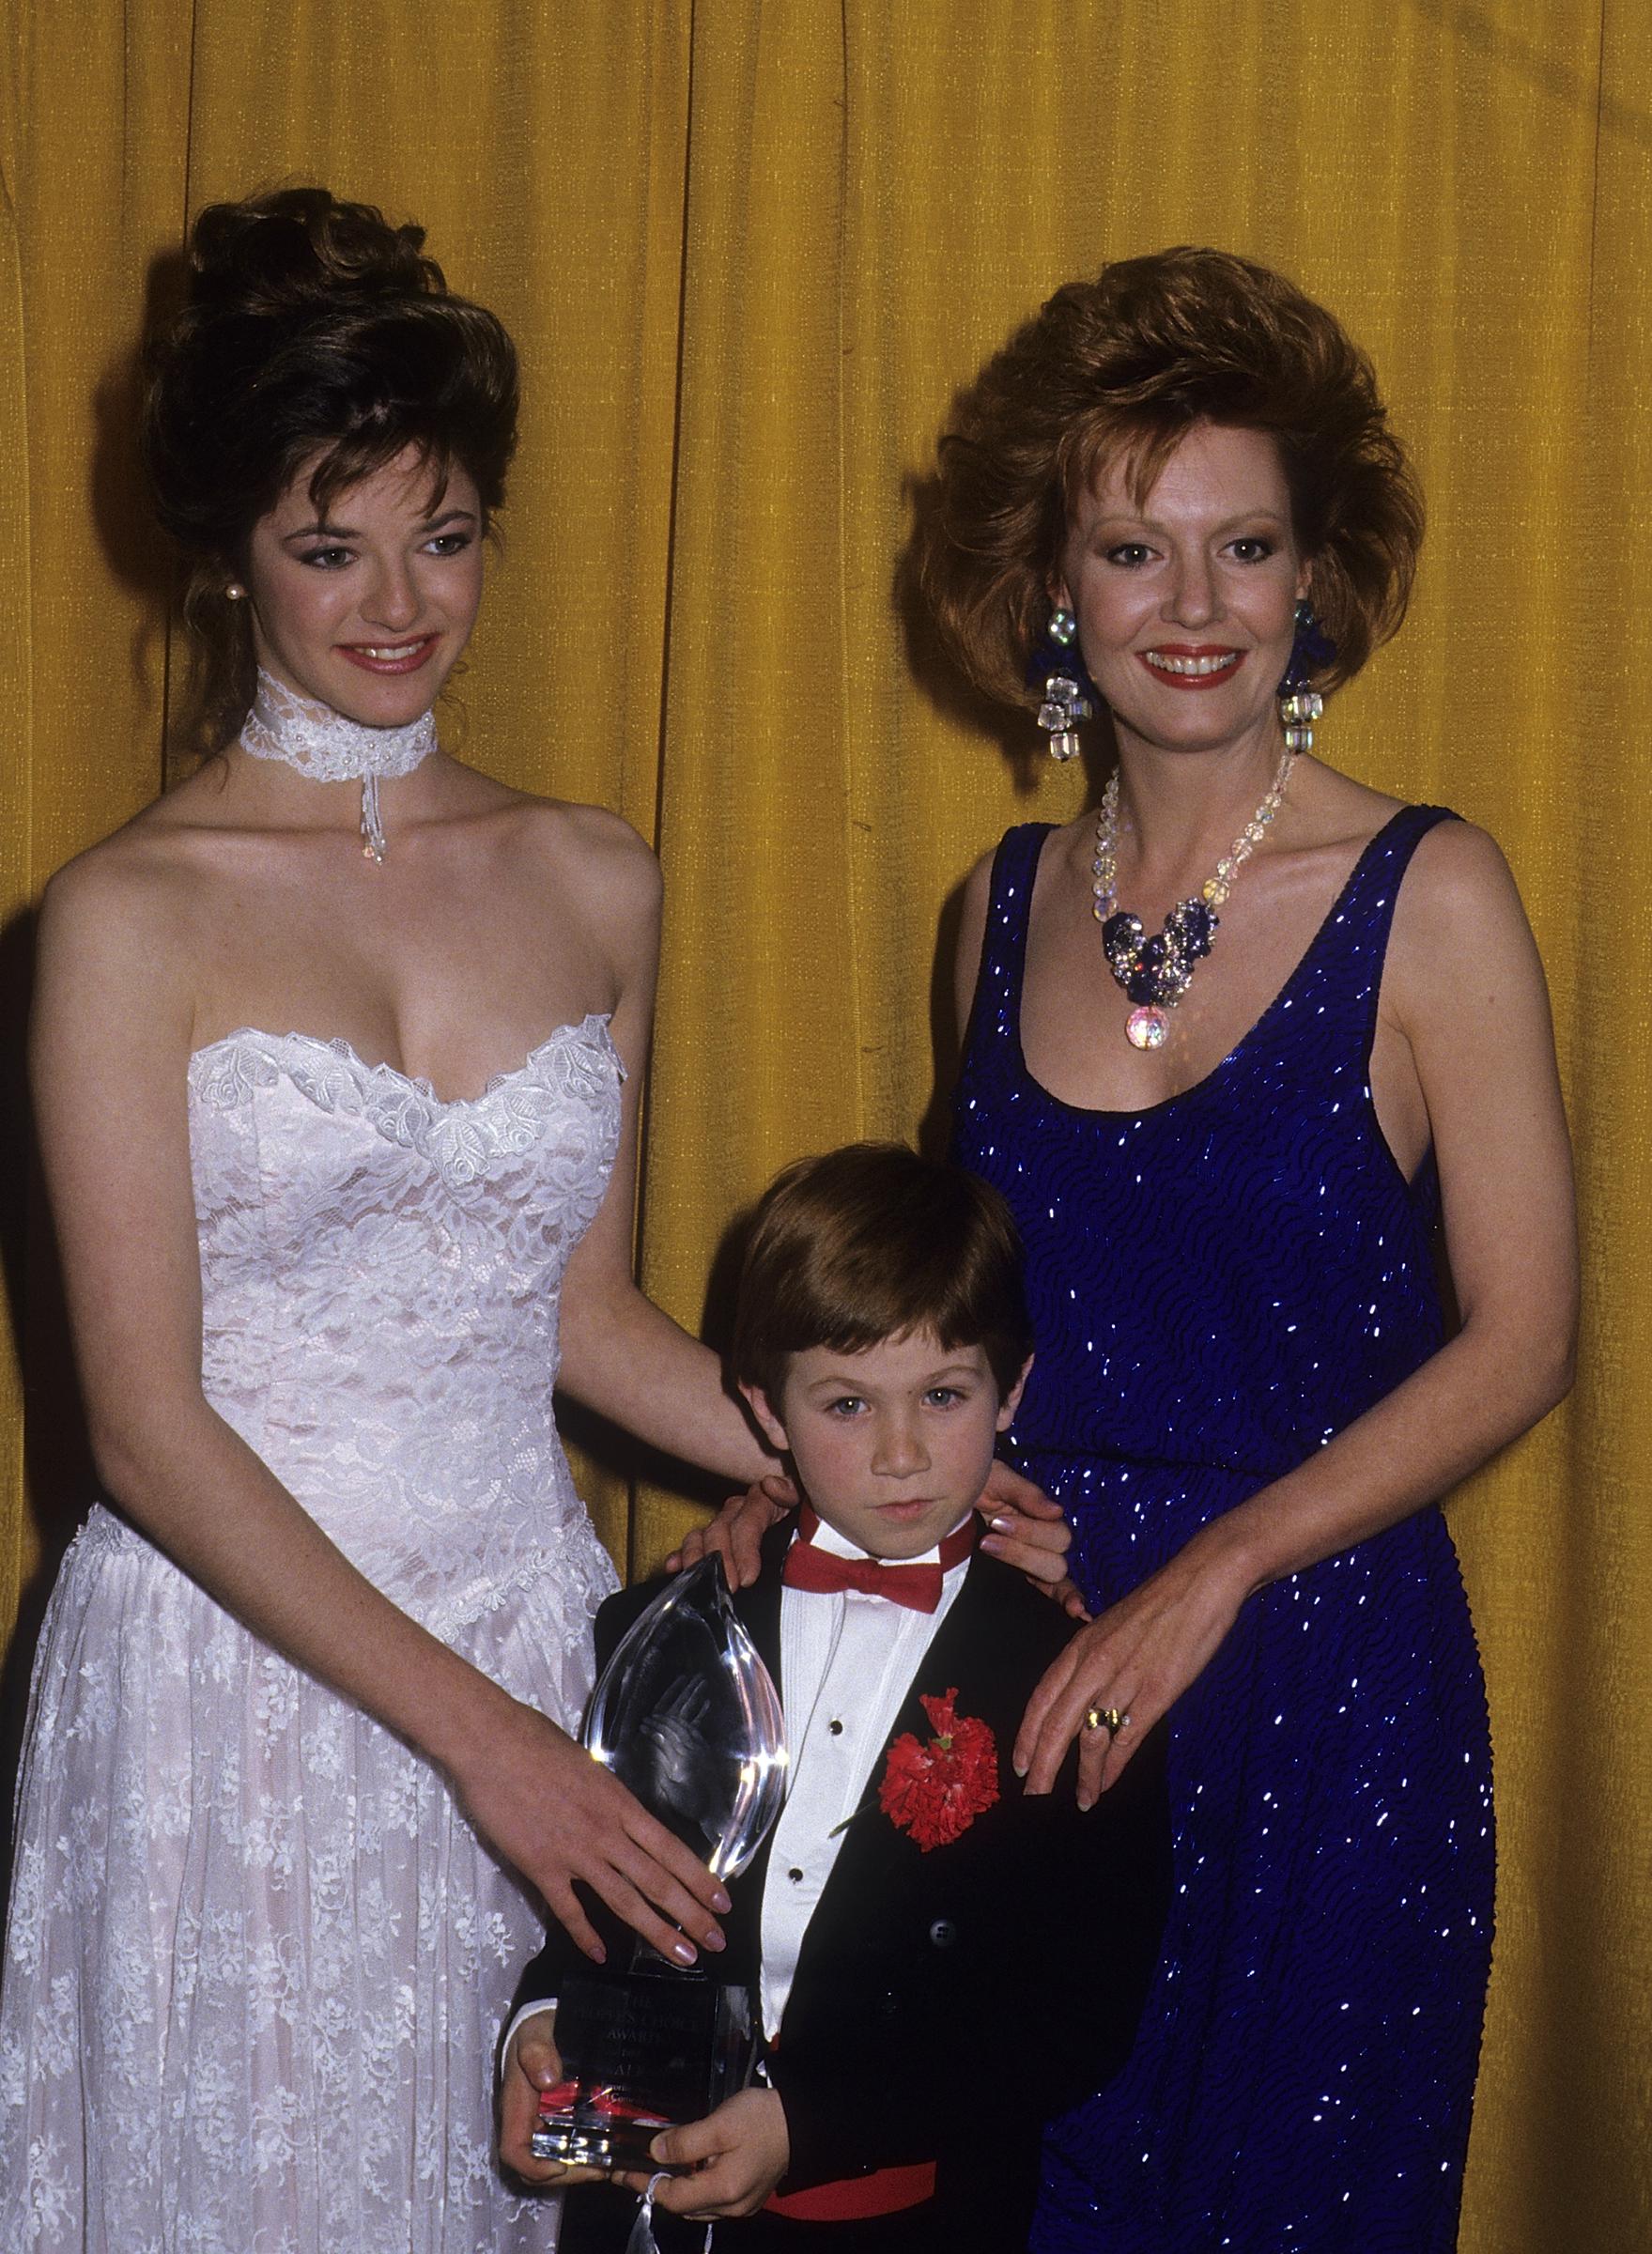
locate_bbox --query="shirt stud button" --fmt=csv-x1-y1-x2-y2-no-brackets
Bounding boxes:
828,1719,843,1736
788,1867,804,1884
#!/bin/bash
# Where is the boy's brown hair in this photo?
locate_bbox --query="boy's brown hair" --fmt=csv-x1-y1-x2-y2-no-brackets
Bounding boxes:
731,1142,1033,1403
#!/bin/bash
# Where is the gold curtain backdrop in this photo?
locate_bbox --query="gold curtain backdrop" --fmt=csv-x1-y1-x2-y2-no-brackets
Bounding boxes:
1,5,1644,2247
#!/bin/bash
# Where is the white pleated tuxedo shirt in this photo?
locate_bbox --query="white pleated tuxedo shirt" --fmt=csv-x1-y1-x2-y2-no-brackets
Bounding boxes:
759,1513,971,2040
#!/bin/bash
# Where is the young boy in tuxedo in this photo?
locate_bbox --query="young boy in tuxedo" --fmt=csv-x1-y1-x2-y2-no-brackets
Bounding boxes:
500,1144,1169,2251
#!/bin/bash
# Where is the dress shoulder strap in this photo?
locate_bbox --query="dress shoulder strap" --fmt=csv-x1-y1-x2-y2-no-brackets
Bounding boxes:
959,823,1051,1068
1340,802,1459,937
1303,803,1460,1058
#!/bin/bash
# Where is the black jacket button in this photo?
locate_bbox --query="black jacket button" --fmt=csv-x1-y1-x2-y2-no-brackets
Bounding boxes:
928,1918,958,1949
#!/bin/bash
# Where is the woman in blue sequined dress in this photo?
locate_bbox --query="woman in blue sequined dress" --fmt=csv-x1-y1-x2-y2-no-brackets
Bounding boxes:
922,251,1577,2251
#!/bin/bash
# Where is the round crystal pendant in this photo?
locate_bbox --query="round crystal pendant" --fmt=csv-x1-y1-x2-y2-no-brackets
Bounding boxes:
1126,1006,1168,1051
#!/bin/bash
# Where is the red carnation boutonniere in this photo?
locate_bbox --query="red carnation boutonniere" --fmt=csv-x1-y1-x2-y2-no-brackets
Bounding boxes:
877,1688,1000,1851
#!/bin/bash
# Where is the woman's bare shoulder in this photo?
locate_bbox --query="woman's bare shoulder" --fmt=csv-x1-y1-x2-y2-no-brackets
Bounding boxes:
505,795,661,913
39,801,208,950
1390,811,1527,950
1379,811,1541,1067
34,821,205,1077
1289,755,1406,846
957,838,997,924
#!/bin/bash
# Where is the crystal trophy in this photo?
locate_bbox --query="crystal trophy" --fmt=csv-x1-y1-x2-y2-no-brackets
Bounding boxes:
532,1555,788,2172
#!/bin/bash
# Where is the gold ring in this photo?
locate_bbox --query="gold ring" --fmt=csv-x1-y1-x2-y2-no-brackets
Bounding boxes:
1083,1706,1130,1736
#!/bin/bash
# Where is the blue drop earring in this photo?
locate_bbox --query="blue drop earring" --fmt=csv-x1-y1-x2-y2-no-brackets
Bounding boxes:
1028,606,1095,762
1278,599,1335,752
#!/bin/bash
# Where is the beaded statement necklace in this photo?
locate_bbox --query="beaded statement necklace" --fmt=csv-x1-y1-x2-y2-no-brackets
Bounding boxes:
1091,747,1294,1051
238,668,438,864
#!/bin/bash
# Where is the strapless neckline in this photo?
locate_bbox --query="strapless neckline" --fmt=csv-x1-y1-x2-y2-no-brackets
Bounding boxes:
188,1011,615,1111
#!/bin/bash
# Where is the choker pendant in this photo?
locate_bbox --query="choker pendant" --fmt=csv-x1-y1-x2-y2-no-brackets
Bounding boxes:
1091,747,1294,1051
237,668,439,864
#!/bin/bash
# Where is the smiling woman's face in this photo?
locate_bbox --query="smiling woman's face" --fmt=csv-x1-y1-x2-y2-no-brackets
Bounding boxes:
241,444,486,726
1055,421,1311,760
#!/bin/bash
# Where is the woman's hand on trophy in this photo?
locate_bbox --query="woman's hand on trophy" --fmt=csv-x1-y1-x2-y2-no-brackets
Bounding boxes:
977,1459,1088,1619
456,1695,730,1965
498,2010,608,2187
664,1474,796,1588
614,2087,792,2217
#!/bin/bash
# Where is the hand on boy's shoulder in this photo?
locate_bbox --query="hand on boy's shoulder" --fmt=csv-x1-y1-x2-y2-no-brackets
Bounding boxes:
967,1551,1168,1815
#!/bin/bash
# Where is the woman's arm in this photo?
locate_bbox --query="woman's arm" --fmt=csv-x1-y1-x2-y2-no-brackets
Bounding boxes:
550,825,774,1483
31,845,729,1964
1017,821,1578,1802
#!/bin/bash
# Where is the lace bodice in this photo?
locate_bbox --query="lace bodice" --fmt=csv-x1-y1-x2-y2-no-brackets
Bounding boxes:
184,1014,624,1626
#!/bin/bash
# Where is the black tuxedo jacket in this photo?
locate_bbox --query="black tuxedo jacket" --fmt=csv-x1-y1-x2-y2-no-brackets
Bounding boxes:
517,1521,1170,2239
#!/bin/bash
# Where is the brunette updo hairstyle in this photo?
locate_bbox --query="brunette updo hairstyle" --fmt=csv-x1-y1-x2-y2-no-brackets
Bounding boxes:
919,247,1423,707
143,187,518,753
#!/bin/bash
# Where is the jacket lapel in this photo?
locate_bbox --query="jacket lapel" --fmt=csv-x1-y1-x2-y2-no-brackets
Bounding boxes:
733,1517,792,1682
781,1553,1017,1993
865,1550,1016,1752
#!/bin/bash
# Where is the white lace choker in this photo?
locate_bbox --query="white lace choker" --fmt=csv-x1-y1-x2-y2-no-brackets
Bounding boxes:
238,668,438,863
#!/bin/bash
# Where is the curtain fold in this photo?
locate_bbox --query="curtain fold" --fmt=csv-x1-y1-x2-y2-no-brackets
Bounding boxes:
1,6,1643,2246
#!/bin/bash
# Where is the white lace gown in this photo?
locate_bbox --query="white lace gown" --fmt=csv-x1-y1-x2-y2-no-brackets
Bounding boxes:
0,1017,624,2252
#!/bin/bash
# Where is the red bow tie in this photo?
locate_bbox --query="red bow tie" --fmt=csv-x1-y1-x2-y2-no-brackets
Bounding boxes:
780,1508,977,1614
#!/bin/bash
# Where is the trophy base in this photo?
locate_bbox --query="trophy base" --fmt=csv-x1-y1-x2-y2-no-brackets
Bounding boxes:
530,1955,757,2173
530,2083,674,2174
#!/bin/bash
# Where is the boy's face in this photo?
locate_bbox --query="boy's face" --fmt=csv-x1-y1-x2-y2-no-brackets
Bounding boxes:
743,1328,1028,1561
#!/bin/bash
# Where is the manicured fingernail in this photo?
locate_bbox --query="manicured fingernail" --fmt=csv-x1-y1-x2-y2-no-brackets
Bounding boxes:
980,1536,1005,1559
702,1928,726,1952
713,1888,732,1914
671,1938,696,1965
1077,1793,1094,1812
1011,1757,1027,1778
989,1514,1014,1534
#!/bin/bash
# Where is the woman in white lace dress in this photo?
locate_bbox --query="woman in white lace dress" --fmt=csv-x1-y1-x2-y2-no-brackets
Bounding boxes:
0,190,777,2253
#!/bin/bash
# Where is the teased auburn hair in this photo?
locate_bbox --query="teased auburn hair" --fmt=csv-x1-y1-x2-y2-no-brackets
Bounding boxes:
731,1143,1033,1404
918,246,1423,705
143,186,518,754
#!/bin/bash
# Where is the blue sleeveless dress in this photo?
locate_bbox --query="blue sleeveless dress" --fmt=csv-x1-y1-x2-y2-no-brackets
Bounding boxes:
953,809,1493,2253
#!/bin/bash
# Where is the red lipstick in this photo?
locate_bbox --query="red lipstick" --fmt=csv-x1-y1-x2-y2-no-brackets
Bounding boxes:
1135,643,1245,691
